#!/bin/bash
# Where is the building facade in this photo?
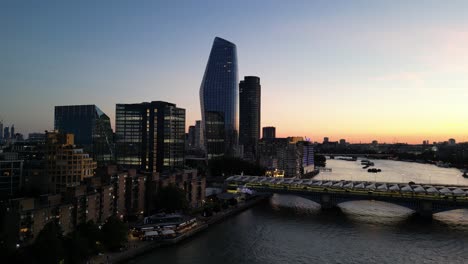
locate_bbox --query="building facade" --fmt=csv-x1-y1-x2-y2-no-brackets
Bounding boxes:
45,132,97,193
262,126,276,139
239,76,261,160
54,105,114,165
115,101,185,173
4,126,10,140
0,154,23,197
200,37,239,158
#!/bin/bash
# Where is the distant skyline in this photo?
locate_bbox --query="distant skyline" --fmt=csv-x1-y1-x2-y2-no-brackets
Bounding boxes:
1,0,468,144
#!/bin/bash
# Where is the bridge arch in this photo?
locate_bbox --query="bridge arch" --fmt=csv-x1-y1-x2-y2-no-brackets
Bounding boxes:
294,193,421,212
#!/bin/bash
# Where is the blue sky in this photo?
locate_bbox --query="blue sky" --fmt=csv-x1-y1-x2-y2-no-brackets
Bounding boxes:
1,0,468,143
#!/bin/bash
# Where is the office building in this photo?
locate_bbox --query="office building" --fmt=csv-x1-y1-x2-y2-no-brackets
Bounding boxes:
0,120,3,140
302,142,315,174
187,125,196,150
45,131,96,193
262,126,276,139
10,125,15,139
4,127,10,140
239,76,261,160
200,37,239,158
54,105,114,165
28,133,46,143
115,101,185,173
194,120,202,149
0,153,23,197
259,137,313,178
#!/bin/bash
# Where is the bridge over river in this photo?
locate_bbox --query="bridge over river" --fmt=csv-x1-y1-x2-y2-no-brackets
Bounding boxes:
226,175,468,217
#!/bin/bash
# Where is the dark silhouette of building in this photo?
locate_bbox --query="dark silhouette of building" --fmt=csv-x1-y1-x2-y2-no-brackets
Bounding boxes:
10,125,15,139
115,101,185,173
239,76,261,160
194,120,202,149
200,37,239,158
0,153,23,197
187,125,196,150
262,126,276,139
0,121,3,140
54,105,114,165
3,126,10,140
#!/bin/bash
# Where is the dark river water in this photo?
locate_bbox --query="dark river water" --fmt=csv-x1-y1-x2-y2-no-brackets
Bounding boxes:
134,160,468,263
133,194,468,264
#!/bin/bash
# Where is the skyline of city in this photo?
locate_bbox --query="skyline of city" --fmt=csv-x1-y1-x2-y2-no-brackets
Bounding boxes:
2,1,468,143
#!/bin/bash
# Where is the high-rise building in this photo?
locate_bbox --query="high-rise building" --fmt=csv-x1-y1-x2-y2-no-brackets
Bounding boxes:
10,125,15,139
0,153,23,197
3,127,10,140
239,76,261,160
200,37,239,158
302,142,315,175
187,125,196,150
115,101,185,173
54,105,114,165
262,127,276,139
194,120,202,149
323,137,329,144
0,121,3,140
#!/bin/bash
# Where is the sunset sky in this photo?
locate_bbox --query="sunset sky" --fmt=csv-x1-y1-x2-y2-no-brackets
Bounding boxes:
1,0,468,144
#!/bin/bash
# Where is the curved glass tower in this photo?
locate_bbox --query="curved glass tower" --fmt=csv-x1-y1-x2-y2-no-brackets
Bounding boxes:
200,37,239,158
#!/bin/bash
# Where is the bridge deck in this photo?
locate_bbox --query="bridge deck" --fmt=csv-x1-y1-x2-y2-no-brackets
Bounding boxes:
226,175,468,203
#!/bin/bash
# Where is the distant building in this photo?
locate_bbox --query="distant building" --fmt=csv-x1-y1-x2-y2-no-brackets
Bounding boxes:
3,127,10,140
239,76,261,160
45,131,96,193
448,138,456,146
194,120,202,149
262,126,276,139
200,37,239,158
339,139,346,145
187,125,196,150
372,140,379,145
115,101,185,173
302,143,314,174
258,137,311,178
54,105,114,165
277,139,302,177
10,125,15,139
323,137,329,144
28,133,46,143
258,138,289,169
0,120,3,140
0,153,23,197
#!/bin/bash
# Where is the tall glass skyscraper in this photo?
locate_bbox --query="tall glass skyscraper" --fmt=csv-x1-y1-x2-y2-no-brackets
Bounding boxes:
54,105,114,165
200,37,239,159
239,76,261,160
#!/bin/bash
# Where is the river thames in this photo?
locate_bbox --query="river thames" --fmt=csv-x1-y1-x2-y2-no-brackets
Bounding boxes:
133,160,468,264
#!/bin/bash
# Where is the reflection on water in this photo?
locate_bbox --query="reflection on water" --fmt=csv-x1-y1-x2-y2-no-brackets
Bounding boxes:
135,160,468,264
316,159,466,185
135,194,468,264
